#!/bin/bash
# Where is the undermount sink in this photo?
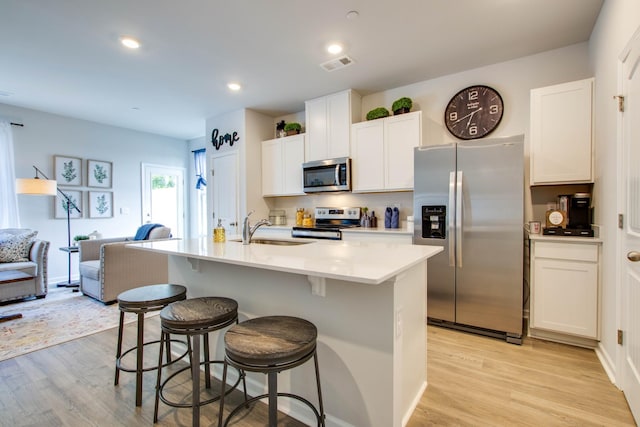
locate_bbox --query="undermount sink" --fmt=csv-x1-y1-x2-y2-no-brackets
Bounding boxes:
230,238,312,246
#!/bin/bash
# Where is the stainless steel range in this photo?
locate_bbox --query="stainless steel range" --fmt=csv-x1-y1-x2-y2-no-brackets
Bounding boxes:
291,207,361,240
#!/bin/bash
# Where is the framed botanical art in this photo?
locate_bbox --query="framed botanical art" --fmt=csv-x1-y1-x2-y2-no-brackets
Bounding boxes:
54,155,82,186
89,191,113,218
55,190,83,219
87,159,112,188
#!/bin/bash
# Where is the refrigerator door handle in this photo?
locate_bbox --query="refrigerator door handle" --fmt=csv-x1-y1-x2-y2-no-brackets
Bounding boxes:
456,171,463,268
448,171,456,267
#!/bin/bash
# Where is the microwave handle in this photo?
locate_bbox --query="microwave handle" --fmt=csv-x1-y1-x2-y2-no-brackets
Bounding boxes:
335,164,340,185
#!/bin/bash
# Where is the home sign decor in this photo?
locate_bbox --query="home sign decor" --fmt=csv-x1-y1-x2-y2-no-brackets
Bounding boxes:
444,85,504,140
211,128,240,150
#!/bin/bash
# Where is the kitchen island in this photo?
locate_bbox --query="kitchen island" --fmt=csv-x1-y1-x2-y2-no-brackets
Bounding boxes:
129,238,441,427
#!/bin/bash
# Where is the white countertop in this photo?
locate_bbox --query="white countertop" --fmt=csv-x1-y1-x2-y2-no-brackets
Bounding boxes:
129,237,441,285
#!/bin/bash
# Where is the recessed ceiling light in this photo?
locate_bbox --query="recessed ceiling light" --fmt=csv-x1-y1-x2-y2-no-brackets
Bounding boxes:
327,44,343,55
120,36,141,49
227,83,241,91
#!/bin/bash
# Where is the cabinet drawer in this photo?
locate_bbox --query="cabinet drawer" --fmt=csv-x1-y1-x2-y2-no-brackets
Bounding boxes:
534,241,597,262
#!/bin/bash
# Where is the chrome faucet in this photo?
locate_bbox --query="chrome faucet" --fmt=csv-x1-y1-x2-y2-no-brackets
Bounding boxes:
242,210,272,245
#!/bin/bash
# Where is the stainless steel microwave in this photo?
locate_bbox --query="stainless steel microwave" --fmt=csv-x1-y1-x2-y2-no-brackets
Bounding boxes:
302,157,351,193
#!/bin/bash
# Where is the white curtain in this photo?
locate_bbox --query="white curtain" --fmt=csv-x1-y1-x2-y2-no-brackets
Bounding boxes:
0,121,20,228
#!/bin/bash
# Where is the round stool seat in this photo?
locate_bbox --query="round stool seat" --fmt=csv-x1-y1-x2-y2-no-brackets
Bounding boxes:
225,316,317,367
118,284,187,312
160,296,238,332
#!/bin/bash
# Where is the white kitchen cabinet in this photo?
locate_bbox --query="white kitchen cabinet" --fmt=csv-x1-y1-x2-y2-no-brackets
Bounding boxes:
351,111,422,192
529,237,601,345
305,89,361,161
530,78,594,185
261,134,305,196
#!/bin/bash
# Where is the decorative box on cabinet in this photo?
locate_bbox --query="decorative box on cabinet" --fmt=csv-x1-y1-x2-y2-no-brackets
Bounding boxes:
261,134,305,196
351,111,422,192
530,78,594,185
305,89,361,162
529,236,601,348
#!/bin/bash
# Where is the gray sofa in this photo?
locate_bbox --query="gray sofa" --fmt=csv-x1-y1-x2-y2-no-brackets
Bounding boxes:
78,227,172,304
0,228,50,303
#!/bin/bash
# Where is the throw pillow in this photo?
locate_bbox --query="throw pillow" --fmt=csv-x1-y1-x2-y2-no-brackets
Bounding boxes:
0,231,38,263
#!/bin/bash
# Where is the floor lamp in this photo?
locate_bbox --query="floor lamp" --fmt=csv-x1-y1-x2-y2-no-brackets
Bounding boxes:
16,165,81,288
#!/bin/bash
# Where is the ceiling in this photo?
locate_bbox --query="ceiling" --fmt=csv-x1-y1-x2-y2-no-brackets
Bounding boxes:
0,0,603,140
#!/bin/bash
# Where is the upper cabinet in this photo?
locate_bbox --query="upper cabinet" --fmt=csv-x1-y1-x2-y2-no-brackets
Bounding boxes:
305,89,361,162
261,134,305,197
530,78,594,185
351,111,422,192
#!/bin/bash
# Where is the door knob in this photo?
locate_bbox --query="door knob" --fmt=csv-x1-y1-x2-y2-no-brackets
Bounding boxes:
627,251,640,262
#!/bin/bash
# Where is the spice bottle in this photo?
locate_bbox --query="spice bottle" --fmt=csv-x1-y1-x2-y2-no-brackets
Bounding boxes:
213,219,226,242
302,214,313,227
296,208,305,226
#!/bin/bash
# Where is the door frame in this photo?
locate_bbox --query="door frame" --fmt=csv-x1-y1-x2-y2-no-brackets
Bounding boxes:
141,163,186,238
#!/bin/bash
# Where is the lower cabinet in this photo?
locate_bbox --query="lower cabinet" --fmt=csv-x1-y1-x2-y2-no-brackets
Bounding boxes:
529,238,601,346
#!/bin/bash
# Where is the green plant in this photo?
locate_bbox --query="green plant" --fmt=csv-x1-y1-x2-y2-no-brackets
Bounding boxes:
73,235,90,242
284,122,301,132
366,107,390,121
392,97,412,113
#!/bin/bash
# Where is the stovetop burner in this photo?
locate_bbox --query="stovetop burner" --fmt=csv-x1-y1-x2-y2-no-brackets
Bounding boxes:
291,207,361,240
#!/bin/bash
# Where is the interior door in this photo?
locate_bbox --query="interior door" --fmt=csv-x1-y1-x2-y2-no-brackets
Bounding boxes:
211,152,239,235
141,164,185,237
619,25,640,424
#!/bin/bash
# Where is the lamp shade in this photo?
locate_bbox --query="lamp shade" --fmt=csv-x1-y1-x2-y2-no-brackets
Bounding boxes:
16,178,57,195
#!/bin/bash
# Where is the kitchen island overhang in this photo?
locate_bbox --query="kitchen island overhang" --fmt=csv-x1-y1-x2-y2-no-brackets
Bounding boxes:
129,238,442,427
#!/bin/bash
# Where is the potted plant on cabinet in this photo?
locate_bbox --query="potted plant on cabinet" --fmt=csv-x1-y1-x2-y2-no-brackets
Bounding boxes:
366,107,390,121
392,97,412,115
284,122,302,136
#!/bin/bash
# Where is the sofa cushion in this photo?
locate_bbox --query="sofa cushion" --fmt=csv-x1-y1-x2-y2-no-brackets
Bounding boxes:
0,260,37,276
79,260,101,281
0,230,38,263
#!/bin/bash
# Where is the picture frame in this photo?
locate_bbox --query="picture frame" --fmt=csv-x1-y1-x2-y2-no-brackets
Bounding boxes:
87,159,112,188
55,190,83,219
54,155,82,186
89,191,113,218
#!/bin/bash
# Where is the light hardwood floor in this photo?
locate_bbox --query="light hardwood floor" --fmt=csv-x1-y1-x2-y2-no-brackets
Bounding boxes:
0,318,635,426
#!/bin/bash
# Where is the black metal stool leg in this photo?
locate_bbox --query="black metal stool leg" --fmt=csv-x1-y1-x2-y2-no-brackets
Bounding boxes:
114,310,125,385
135,312,145,406
268,371,278,427
204,333,211,389
314,351,325,426
191,334,201,427
154,330,167,423
218,360,228,427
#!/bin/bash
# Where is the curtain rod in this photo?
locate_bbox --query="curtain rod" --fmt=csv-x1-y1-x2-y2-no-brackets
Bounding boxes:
10,122,24,127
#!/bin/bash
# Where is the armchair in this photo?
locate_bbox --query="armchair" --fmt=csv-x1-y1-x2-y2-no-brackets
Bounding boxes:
78,226,172,304
0,228,50,303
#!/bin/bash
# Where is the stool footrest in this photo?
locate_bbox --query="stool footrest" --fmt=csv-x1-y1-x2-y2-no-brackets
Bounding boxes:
116,338,188,373
222,392,324,427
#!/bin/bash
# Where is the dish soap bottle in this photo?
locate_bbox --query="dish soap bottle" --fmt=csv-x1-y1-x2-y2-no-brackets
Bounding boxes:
214,219,226,242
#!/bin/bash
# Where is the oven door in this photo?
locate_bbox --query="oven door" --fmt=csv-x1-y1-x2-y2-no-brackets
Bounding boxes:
303,157,351,193
291,227,342,240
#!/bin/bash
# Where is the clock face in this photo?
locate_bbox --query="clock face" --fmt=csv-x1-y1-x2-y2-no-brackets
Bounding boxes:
444,85,504,140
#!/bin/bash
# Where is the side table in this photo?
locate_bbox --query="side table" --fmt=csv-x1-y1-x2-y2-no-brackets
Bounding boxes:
58,246,80,291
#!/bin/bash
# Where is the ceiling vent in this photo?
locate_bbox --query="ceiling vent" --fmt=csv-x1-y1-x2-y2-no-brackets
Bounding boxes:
320,55,355,72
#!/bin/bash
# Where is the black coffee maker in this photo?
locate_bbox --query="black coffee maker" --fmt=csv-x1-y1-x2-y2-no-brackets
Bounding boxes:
568,193,592,230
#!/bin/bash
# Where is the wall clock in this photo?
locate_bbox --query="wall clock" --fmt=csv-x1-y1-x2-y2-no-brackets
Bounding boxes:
444,85,504,140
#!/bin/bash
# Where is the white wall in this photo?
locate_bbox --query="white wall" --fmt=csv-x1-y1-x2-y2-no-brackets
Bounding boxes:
1,103,188,284
589,0,640,383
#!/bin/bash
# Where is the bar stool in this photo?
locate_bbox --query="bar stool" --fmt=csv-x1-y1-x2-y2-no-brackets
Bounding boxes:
154,297,246,427
114,283,188,407
218,315,325,427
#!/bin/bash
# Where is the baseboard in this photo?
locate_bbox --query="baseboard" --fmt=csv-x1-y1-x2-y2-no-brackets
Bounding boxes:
595,342,619,388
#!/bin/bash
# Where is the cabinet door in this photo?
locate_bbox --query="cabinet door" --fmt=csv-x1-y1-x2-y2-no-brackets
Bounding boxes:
384,112,421,190
351,120,384,192
531,257,598,338
530,78,593,184
261,139,283,196
305,97,328,161
282,135,305,195
327,91,351,159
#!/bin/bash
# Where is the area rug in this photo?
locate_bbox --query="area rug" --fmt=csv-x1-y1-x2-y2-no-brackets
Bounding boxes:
0,288,154,361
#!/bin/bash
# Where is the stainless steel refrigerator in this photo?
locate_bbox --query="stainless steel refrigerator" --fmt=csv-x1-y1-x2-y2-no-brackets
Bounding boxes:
413,135,524,343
